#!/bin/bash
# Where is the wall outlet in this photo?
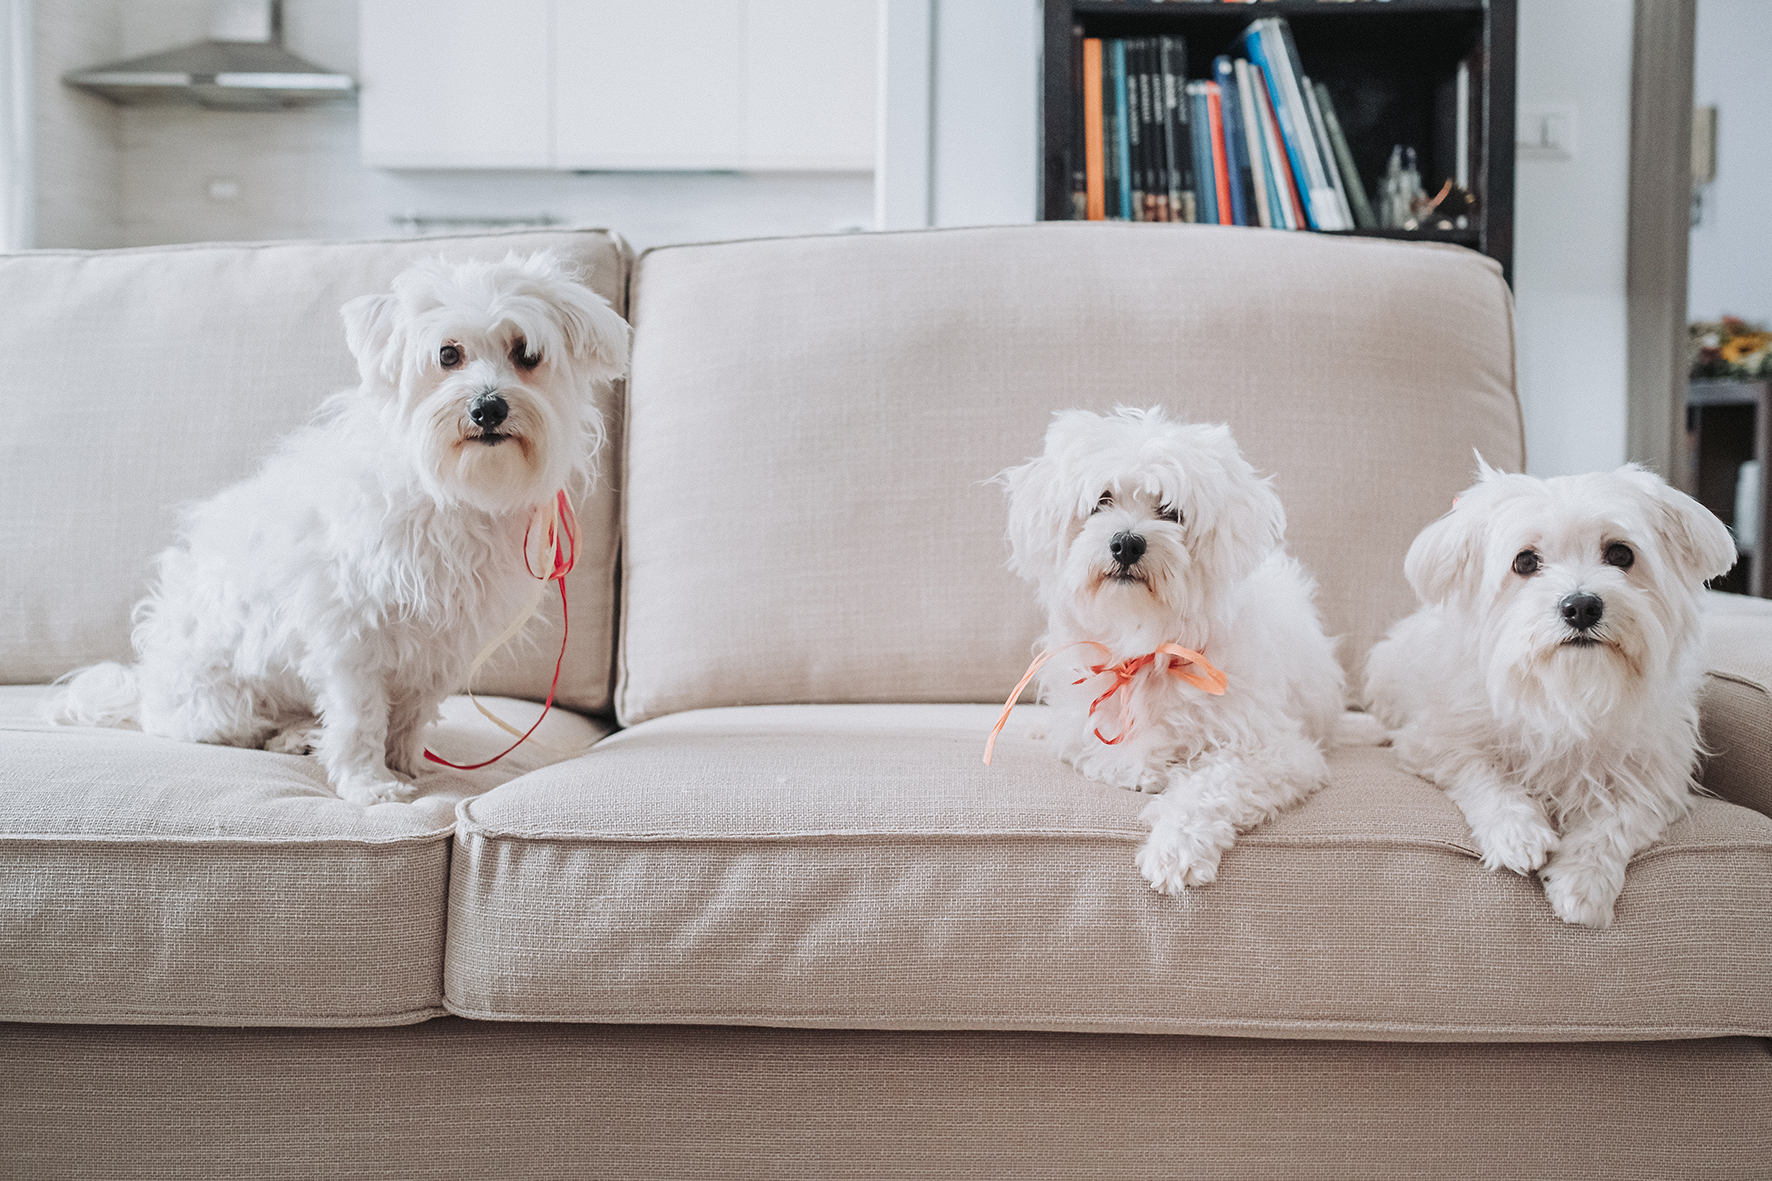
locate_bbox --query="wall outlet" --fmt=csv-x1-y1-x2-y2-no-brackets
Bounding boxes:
1517,106,1576,160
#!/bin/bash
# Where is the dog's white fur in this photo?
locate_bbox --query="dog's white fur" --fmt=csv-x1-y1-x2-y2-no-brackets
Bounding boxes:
52,251,629,805
1365,460,1736,927
1002,407,1344,893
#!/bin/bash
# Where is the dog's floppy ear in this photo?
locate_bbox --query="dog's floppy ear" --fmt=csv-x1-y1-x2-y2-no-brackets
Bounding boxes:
1403,459,1513,608
1614,463,1737,585
1000,452,1070,581
1185,424,1286,585
340,292,402,388
1403,502,1487,608
516,252,630,388
553,283,631,387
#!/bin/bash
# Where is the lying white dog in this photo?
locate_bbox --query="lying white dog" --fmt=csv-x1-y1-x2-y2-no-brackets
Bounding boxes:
53,251,630,804
998,406,1344,893
1365,460,1736,927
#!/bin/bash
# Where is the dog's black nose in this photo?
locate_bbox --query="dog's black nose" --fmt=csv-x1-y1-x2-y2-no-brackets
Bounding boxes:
469,393,509,430
1560,592,1604,631
1109,531,1146,567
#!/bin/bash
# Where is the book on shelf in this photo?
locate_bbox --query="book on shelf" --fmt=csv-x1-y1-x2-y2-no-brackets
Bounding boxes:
1212,56,1252,227
1074,33,1199,223
1185,81,1218,225
1066,16,1378,235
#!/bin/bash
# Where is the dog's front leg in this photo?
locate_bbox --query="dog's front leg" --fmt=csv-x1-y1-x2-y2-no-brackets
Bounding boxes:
383,693,443,780
311,665,416,805
1418,744,1560,876
1536,805,1675,929
1135,727,1328,893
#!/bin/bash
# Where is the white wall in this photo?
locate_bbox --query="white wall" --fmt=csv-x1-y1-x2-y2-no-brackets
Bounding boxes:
44,0,872,250
1689,0,1772,323
1511,0,1634,478
928,0,1038,227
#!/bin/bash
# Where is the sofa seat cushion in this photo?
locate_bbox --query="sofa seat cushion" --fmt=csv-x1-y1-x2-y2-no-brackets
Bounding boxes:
0,686,608,1026
447,704,1772,1041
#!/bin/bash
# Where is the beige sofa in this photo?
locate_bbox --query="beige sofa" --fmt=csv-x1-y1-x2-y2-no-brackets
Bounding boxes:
2,224,1769,1178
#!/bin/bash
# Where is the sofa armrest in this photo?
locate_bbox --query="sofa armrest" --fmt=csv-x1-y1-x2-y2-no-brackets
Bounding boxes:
1699,592,1772,816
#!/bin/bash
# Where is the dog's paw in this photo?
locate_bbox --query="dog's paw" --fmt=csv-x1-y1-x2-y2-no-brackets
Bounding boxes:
1475,813,1560,876
1135,807,1238,894
334,773,418,807
1537,862,1620,930
1133,765,1169,794
265,725,320,756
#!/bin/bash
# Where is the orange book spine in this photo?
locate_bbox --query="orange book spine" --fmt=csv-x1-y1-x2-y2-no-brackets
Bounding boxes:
1205,83,1232,227
1083,39,1105,220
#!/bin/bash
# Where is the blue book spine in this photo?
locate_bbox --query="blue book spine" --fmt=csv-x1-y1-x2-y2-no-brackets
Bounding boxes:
1213,56,1250,227
1186,82,1218,226
1112,41,1133,221
1234,24,1317,229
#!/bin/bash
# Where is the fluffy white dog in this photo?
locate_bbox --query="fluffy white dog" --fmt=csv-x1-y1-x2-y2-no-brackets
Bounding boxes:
53,251,630,805
1365,460,1735,927
999,406,1344,893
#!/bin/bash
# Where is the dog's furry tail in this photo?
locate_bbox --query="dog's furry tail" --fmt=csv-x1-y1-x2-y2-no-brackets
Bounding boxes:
48,662,142,728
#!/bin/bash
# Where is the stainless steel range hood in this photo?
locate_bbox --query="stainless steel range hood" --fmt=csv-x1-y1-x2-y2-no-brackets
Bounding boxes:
63,0,354,110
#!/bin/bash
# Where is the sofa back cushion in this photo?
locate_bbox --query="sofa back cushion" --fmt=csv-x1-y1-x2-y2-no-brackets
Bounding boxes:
617,224,1520,724
0,228,629,715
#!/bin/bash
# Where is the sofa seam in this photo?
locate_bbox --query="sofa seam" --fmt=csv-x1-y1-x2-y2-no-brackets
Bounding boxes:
0,1005,449,1027
433,1004,1772,1042
449,826,1487,855
0,831,456,848
630,221,1505,271
1705,669,1772,696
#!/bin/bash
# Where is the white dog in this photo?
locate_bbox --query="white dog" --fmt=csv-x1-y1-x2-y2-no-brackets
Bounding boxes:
999,406,1344,893
53,251,630,805
1365,460,1736,927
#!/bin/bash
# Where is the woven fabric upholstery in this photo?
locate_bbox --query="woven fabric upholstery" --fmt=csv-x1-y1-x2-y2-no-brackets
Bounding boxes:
0,228,630,714
445,704,1772,1040
5,1020,1769,1180
0,686,608,1026
1701,591,1772,817
617,224,1521,724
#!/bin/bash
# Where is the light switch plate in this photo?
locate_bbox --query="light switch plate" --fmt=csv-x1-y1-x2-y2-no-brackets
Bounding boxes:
1517,105,1577,160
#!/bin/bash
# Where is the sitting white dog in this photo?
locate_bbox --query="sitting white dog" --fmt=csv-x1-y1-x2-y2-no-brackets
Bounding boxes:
1365,460,1736,927
999,406,1344,893
53,251,630,805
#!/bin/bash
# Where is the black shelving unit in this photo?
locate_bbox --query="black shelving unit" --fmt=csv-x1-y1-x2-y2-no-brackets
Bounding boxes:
1041,0,1517,283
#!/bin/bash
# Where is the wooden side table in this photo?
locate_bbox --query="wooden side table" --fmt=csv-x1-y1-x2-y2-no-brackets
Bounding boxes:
1686,378,1771,597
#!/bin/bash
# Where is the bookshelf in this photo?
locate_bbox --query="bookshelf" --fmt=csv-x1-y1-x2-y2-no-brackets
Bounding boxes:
1040,0,1517,283
1686,379,1770,597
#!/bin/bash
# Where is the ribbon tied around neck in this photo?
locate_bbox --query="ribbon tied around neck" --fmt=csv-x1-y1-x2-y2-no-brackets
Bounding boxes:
423,489,579,771
982,640,1227,766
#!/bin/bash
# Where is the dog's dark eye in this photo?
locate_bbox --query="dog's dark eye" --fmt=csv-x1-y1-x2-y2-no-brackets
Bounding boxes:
510,338,541,371
439,344,463,369
1512,550,1540,577
1092,491,1113,514
1604,542,1634,570
1158,504,1182,525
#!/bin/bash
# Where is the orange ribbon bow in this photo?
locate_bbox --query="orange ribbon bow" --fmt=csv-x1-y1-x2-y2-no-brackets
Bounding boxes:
982,640,1227,765
423,490,579,772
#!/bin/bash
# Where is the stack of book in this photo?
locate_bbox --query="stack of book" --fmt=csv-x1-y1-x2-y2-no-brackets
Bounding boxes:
1069,17,1375,231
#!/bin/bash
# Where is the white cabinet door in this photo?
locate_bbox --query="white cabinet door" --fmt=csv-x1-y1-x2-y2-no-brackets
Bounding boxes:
744,0,875,171
360,0,552,168
553,0,746,171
